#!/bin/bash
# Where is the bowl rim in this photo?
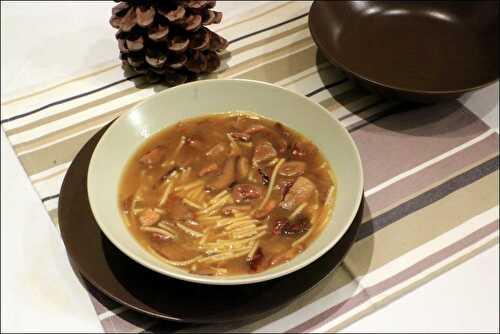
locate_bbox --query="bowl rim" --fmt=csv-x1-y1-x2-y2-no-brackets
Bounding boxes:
308,1,499,95
87,78,364,285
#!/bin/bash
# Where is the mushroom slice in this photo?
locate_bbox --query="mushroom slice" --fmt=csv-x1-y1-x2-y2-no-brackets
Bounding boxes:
236,156,250,180
280,176,316,211
208,157,236,191
252,141,277,166
279,161,306,177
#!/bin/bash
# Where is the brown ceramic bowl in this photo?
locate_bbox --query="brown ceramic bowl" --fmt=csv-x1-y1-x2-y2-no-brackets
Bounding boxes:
309,1,499,103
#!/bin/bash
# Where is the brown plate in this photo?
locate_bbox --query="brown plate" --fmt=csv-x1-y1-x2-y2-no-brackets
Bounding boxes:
58,123,364,323
309,1,499,103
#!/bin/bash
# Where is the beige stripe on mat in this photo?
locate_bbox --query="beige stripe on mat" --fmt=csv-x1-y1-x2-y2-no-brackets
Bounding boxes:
327,236,499,332
1,2,498,333
351,101,496,190
95,159,499,332
10,37,317,152
306,221,499,333
0,1,307,109
3,18,308,138
347,171,499,277
1,4,310,129
15,50,331,174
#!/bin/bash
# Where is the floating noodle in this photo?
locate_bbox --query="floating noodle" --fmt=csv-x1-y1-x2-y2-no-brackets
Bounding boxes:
183,198,203,210
120,114,336,276
224,219,259,231
175,179,204,192
158,181,174,206
141,226,175,239
177,222,204,238
289,203,307,220
266,158,279,167
157,222,178,237
325,185,335,206
209,190,228,204
173,136,186,157
247,241,259,260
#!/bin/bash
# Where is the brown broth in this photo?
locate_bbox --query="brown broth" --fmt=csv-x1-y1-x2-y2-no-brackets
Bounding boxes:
119,112,336,276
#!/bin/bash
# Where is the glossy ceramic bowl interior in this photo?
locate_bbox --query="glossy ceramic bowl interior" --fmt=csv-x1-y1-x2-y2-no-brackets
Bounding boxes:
87,79,363,285
309,1,499,103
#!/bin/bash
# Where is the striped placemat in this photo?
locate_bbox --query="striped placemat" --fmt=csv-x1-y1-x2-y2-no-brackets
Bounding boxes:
1,2,498,332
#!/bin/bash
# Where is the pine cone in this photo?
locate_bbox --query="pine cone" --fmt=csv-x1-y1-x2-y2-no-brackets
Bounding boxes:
110,0,228,85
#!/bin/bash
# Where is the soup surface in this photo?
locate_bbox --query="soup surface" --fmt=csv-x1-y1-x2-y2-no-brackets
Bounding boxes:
119,113,336,276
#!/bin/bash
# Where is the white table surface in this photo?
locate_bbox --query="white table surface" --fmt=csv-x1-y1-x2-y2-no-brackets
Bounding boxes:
1,1,499,332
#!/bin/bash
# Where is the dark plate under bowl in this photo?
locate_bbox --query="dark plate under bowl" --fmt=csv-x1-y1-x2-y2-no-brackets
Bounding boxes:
58,123,364,323
309,1,499,103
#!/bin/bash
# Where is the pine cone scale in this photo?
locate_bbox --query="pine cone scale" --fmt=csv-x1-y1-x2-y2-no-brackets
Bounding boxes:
136,6,155,28
110,0,228,84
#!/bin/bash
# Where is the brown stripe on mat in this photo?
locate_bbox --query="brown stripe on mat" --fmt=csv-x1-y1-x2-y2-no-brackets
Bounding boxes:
215,2,293,34
357,156,499,241
365,134,499,215
32,167,68,184
281,61,332,87
141,266,356,334
100,309,161,334
287,220,499,333
350,100,496,190
348,170,498,277
4,85,145,136
24,81,356,184
16,102,138,175
6,23,312,143
13,40,318,157
320,89,375,111
18,127,101,176
229,22,308,58
218,37,314,78
359,152,498,224
325,236,499,333
0,63,122,107
15,47,328,176
1,74,144,125
0,2,297,109
2,9,307,126
228,12,308,45
233,44,318,82
14,101,137,155
96,168,499,333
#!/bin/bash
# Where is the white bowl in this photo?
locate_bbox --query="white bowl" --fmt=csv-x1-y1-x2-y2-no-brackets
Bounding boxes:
87,79,363,285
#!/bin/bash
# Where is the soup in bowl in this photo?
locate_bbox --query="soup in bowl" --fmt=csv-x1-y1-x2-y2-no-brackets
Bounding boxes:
88,79,363,285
